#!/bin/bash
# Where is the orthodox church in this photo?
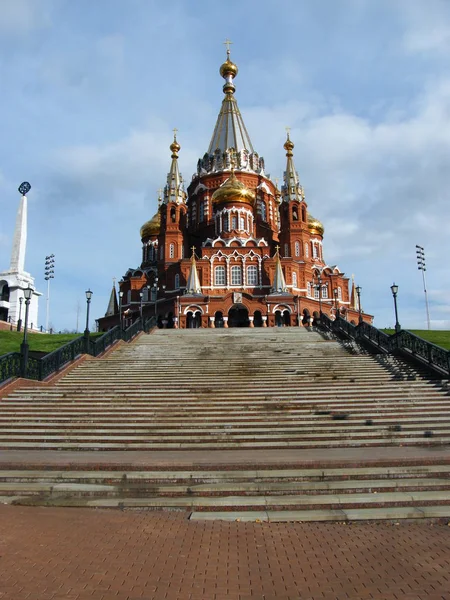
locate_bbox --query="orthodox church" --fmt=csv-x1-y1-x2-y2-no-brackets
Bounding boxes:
98,50,372,330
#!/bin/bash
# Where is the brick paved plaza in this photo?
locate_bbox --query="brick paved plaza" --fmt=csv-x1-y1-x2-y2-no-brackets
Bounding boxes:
0,505,449,600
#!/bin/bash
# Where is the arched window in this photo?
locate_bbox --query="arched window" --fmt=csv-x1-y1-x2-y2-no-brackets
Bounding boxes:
322,285,328,299
295,241,300,257
247,265,258,286
307,282,312,297
338,286,342,299
143,287,149,302
174,274,180,289
292,207,298,221
170,207,176,223
292,272,297,288
231,215,237,230
199,201,205,222
169,243,175,259
312,243,318,258
284,243,289,257
314,285,320,299
259,200,267,221
231,265,242,285
223,214,229,232
302,206,306,221
214,266,226,286
305,243,309,258
240,216,245,230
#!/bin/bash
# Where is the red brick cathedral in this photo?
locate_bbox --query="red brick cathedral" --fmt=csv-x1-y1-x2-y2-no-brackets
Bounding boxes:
98,51,372,330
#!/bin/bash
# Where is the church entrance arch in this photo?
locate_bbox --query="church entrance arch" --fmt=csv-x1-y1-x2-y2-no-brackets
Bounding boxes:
283,310,291,326
228,304,249,328
253,310,263,327
186,311,201,328
302,308,311,326
214,311,224,328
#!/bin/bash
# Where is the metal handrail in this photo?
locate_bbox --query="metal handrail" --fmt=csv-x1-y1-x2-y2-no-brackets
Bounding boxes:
0,317,148,384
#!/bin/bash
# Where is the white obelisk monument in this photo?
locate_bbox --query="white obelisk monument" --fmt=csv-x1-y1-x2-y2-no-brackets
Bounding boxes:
0,183,41,330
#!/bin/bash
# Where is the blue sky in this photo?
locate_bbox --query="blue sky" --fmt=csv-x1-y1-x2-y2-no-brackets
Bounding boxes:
1,0,450,331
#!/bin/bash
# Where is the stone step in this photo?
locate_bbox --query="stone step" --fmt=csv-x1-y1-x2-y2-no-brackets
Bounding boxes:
6,490,450,510
0,478,449,497
190,506,450,522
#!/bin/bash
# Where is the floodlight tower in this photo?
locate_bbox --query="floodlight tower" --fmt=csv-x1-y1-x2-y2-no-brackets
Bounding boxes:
415,245,430,330
44,254,55,332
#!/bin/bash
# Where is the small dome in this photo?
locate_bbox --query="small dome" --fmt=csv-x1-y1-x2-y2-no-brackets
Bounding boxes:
170,139,180,155
308,214,324,237
284,137,294,154
140,211,161,239
211,172,255,207
220,58,238,79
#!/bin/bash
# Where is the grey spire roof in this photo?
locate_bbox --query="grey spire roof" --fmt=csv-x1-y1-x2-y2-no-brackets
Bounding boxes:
208,94,254,154
271,250,288,293
185,252,202,295
281,134,304,203
105,284,119,317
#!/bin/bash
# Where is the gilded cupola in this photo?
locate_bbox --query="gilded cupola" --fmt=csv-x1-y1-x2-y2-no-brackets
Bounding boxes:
308,214,324,237
140,210,161,240
211,171,255,207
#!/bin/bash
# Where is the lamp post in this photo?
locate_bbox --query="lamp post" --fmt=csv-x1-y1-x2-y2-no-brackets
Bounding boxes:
20,286,33,378
153,278,166,324
356,285,362,324
118,291,124,330
44,254,55,332
416,245,431,330
139,291,144,322
333,288,339,320
17,296,23,332
84,289,93,352
315,275,323,316
390,283,401,333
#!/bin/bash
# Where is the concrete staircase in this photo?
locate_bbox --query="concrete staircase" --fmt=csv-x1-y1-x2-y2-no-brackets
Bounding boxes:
1,327,449,520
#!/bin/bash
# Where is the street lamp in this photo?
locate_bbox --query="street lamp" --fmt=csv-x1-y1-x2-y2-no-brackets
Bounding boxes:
84,289,93,335
20,286,33,377
390,283,401,333
356,285,362,324
17,296,23,332
153,277,166,321
333,288,339,319
416,245,431,330
44,254,55,332
118,290,124,330
139,290,144,322
315,275,323,316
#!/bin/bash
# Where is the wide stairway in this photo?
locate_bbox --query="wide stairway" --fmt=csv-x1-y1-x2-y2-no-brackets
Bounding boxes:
0,327,450,521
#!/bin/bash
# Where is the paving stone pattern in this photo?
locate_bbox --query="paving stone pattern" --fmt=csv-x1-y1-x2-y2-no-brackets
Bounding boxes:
0,505,449,600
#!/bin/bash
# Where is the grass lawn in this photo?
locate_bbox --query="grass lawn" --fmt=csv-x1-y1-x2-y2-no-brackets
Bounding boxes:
0,330,102,356
381,329,450,350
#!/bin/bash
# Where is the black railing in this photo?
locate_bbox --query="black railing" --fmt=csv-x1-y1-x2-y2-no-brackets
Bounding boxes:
319,313,450,376
0,352,22,385
0,316,155,386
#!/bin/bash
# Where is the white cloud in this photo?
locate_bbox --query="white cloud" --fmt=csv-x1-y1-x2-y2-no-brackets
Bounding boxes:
0,0,52,35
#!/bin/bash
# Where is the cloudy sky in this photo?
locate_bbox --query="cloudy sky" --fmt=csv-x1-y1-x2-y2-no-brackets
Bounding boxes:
1,0,449,331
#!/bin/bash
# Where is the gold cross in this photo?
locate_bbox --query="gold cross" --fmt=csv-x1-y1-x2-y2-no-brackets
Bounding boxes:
285,126,291,138
275,245,280,254
223,38,233,55
191,246,196,257
173,127,178,139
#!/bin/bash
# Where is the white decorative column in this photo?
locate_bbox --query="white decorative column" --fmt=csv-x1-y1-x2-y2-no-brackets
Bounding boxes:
0,183,42,330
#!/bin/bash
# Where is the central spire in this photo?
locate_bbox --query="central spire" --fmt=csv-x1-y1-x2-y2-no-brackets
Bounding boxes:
207,45,254,155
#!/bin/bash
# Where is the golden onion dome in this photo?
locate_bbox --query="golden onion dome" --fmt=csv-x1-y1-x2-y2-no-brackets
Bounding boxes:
308,214,324,237
219,58,238,79
211,172,256,207
284,136,294,155
140,211,161,239
170,139,180,156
